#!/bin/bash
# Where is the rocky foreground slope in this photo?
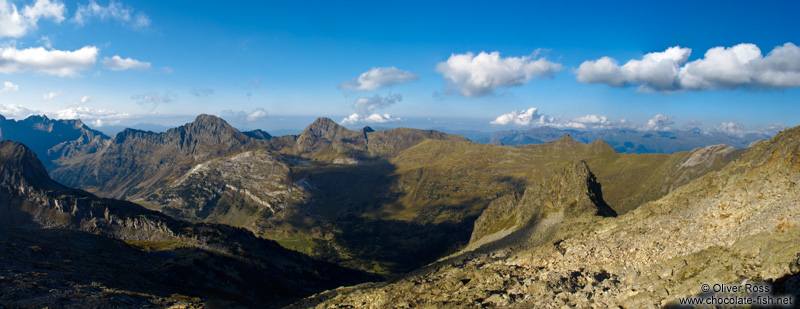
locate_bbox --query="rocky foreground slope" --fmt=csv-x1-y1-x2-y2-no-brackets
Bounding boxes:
0,141,372,308
293,125,800,308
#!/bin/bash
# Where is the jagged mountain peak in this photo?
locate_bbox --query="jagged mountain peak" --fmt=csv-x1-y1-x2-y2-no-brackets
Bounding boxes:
588,138,617,153
192,114,228,127
0,141,59,189
555,133,575,143
301,117,351,137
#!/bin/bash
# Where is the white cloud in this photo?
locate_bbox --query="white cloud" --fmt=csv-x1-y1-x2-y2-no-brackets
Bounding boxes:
490,107,541,126
353,93,401,115
0,81,18,93
341,112,402,125
714,121,744,136
576,46,690,92
340,67,418,90
680,43,800,90
41,90,59,100
0,0,65,38
757,123,787,135
573,114,610,126
131,91,176,110
435,51,563,97
191,87,213,97
641,114,674,131
73,95,90,105
53,105,129,127
101,55,150,71
490,107,623,129
252,77,261,87
0,103,40,118
37,35,51,48
73,0,150,28
0,45,98,77
218,108,268,125
246,108,266,121
577,43,800,92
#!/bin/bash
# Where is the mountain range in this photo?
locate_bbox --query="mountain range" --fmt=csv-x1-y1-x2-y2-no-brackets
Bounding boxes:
1,112,797,307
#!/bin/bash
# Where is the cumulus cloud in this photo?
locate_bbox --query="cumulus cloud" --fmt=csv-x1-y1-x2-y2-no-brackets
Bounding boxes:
131,91,176,110
490,107,622,129
576,47,690,92
246,108,266,121
218,108,268,125
41,90,60,100
341,113,401,125
0,0,65,38
0,45,98,77
340,67,418,90
191,87,213,97
0,81,18,93
573,114,610,127
490,107,542,126
641,114,674,131
436,51,563,97
102,55,150,71
353,93,402,115
73,0,150,28
54,105,130,127
679,43,800,90
714,121,745,136
0,103,40,118
577,43,800,92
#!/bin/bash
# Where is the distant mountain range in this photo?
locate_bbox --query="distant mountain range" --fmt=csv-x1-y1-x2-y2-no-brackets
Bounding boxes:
460,126,771,153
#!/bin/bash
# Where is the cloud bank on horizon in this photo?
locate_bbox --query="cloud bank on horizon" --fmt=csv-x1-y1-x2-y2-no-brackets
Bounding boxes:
489,107,782,136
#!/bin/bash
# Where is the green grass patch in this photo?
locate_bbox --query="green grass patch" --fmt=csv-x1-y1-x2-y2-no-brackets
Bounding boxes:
276,237,316,254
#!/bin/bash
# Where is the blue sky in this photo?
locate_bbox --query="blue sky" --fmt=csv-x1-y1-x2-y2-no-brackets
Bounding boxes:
0,0,798,134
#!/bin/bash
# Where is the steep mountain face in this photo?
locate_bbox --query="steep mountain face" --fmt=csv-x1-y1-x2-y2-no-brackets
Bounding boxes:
141,149,309,235
49,114,267,199
468,161,616,250
0,115,108,169
482,126,771,153
293,125,800,308
0,141,373,307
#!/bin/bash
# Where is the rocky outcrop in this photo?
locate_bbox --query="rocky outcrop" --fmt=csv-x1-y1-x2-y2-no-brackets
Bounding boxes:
469,161,616,248
142,149,310,236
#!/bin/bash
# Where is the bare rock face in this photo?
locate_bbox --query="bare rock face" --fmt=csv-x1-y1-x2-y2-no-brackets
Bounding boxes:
469,160,616,247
